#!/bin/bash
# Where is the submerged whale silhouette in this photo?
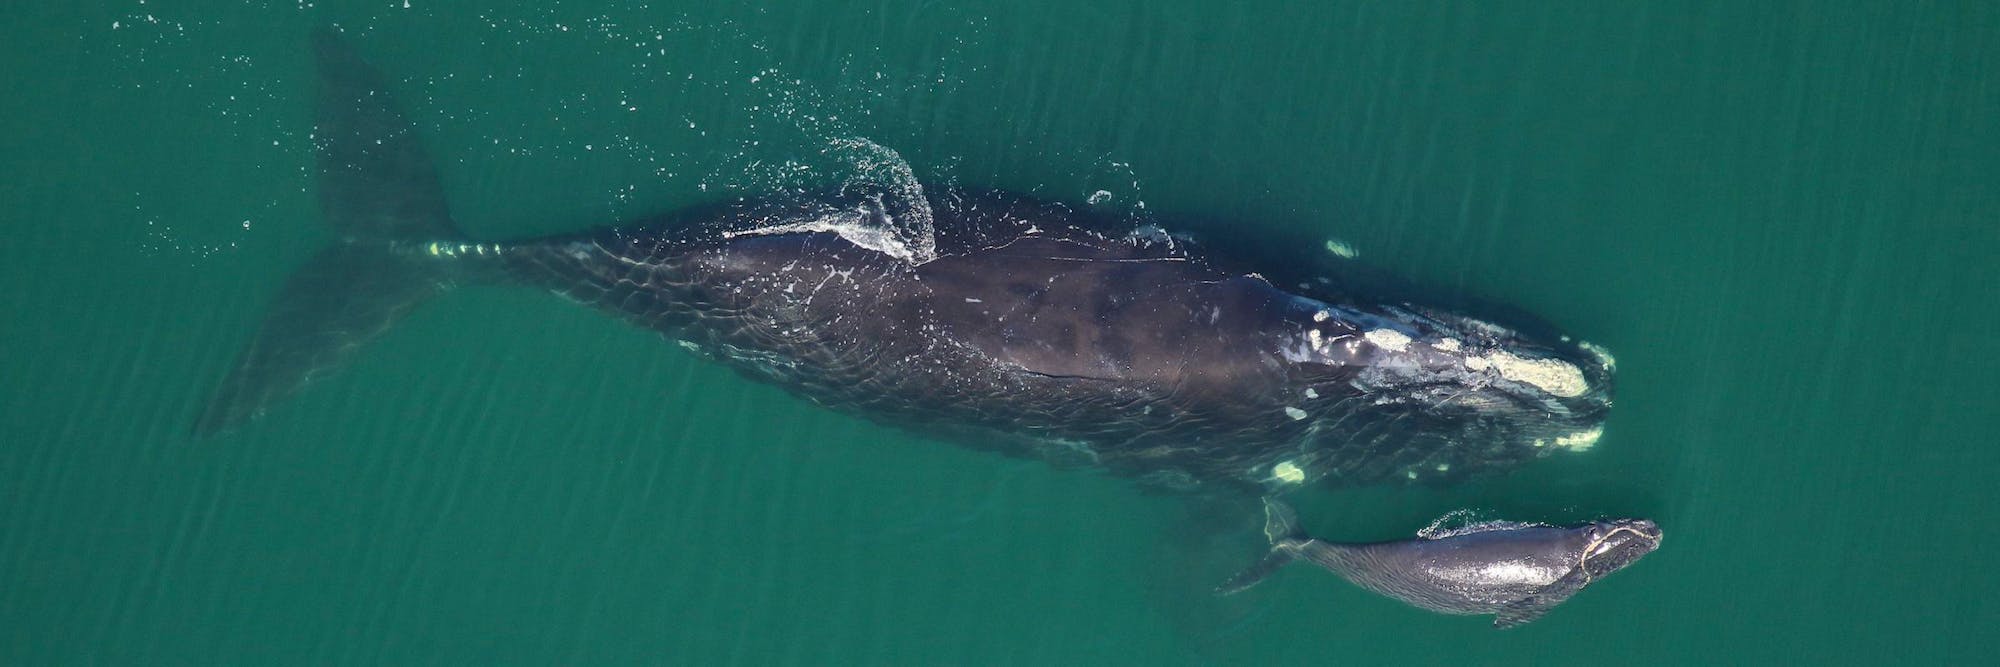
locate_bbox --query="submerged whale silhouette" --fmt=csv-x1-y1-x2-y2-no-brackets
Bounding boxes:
196,29,1615,496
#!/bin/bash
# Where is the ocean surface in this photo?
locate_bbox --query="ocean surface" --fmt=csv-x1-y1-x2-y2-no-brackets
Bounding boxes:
4,1,1997,664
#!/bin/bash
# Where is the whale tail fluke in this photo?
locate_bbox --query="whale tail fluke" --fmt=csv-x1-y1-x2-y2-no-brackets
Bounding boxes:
192,27,464,436
1215,498,1309,595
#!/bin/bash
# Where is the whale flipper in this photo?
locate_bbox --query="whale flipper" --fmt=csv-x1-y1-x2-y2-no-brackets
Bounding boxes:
1492,569,1585,628
1492,603,1549,629
1257,496,1303,543
1216,498,1312,594
1215,550,1294,595
193,27,462,435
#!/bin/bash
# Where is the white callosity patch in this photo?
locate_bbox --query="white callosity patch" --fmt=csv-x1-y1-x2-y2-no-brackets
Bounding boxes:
1271,460,1306,484
1484,350,1590,398
1552,426,1603,451
1578,339,1618,371
1459,349,1590,398
1285,325,1354,363
1459,317,1514,338
1283,406,1308,421
1433,337,1462,352
1363,328,1413,352
1324,238,1358,259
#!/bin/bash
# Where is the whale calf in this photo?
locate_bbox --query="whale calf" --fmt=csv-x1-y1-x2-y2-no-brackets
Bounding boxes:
196,29,1616,495
1220,499,1662,627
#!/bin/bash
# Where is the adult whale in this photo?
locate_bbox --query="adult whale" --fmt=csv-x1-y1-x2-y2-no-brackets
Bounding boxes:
196,29,1616,493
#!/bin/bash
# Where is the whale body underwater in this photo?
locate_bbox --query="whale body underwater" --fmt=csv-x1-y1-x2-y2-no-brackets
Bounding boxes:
197,30,1636,623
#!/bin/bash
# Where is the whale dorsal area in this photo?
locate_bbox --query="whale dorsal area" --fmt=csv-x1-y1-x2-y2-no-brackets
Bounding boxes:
916,235,1290,390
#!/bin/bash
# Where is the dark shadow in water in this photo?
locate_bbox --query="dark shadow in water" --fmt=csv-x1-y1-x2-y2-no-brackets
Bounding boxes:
1137,493,1275,661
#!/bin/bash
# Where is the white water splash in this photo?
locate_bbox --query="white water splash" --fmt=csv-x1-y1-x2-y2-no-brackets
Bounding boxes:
1415,509,1546,540
824,137,937,264
718,138,940,265
1417,509,1483,539
722,198,920,263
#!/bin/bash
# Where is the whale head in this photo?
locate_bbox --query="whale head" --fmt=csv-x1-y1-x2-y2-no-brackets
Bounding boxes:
1286,300,1616,481
1405,308,1617,452
1576,518,1663,581
1488,517,1661,627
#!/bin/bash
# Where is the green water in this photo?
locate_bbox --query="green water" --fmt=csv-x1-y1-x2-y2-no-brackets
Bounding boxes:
5,1,1997,663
